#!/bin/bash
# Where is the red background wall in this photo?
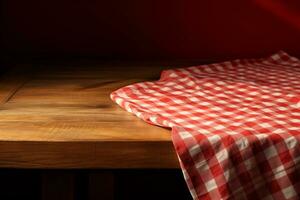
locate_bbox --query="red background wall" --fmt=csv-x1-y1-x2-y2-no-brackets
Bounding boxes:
1,0,300,60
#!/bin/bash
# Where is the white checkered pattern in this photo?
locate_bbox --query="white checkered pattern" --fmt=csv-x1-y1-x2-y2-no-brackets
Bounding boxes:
111,51,300,200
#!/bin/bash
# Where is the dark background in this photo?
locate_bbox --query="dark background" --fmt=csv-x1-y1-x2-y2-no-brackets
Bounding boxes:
1,0,300,62
0,169,192,200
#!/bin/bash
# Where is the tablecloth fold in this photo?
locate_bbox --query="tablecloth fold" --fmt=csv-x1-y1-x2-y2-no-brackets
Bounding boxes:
111,51,300,200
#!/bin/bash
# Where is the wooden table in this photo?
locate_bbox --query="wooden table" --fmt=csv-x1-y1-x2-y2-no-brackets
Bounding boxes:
0,63,183,169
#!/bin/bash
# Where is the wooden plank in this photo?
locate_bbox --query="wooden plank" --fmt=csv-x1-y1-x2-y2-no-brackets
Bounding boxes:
89,172,114,200
0,141,178,168
42,172,75,200
0,65,180,168
0,122,171,141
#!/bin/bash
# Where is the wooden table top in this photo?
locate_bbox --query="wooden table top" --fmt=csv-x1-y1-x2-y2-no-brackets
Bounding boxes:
0,62,197,169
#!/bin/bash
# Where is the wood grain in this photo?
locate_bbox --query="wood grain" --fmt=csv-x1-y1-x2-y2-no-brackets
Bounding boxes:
0,64,180,169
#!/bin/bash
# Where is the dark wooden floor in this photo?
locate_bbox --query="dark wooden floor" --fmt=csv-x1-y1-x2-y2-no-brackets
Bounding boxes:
0,169,192,200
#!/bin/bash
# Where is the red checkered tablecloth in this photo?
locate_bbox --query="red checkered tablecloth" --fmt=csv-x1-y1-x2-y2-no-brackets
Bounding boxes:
111,51,300,200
